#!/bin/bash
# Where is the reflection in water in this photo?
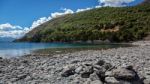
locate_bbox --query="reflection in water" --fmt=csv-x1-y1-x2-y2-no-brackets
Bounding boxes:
0,42,129,58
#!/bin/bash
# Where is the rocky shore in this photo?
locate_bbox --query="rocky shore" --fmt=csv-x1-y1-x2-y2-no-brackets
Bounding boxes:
0,41,150,84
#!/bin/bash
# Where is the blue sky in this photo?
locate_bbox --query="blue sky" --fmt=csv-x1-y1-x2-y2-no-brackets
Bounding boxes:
0,0,144,38
0,0,98,27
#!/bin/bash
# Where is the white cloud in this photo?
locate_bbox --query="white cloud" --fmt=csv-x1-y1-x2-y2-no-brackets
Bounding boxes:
30,8,74,29
30,17,52,29
98,0,135,7
0,0,136,38
0,23,22,30
76,8,92,13
0,23,30,38
51,8,74,18
0,8,75,38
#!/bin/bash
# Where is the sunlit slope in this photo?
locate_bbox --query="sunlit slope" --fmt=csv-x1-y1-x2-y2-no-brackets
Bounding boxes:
16,4,150,42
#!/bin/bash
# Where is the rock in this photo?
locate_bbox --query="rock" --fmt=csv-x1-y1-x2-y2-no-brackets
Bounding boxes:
61,65,76,77
96,60,105,66
90,72,100,81
61,68,75,77
83,78,91,84
125,65,133,70
105,77,120,84
90,80,103,84
113,67,136,80
81,72,92,78
93,65,103,70
0,57,2,59
105,71,113,77
81,65,94,78
21,60,28,64
75,66,83,74
95,68,105,82
17,74,27,80
103,63,112,70
71,60,80,64
144,78,150,84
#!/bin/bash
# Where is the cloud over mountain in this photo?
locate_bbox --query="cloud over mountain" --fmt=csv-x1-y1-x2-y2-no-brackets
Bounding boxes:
0,23,30,38
98,0,135,7
0,0,137,38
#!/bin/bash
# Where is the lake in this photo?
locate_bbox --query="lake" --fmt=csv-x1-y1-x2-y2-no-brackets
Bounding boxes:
0,42,130,58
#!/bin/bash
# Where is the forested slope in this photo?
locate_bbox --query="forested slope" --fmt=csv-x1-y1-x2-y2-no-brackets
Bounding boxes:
15,3,150,42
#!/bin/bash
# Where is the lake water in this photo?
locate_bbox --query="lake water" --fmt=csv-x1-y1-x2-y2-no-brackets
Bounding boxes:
0,42,129,58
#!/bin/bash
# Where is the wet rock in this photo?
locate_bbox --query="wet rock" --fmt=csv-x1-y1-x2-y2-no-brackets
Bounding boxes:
105,77,120,84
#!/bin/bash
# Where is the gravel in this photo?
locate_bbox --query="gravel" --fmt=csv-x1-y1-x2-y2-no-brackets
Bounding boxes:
0,41,150,84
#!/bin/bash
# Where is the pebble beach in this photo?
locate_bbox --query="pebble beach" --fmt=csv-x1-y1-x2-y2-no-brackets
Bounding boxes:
0,41,150,84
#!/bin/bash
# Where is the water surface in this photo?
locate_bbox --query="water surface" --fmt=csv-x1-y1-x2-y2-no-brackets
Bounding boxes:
0,42,129,58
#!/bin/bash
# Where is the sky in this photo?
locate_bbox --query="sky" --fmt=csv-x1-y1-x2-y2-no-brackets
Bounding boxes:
0,0,144,38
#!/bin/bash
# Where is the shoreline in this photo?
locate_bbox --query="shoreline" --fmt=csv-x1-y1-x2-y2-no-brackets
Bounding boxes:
0,41,150,83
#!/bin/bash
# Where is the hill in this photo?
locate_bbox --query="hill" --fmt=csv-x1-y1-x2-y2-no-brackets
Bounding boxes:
15,4,150,43
141,0,150,4
0,37,14,42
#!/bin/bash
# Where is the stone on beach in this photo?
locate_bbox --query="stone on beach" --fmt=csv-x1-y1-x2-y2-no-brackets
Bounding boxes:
0,41,149,84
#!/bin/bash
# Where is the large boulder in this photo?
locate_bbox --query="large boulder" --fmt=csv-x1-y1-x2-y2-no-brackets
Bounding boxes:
113,67,136,80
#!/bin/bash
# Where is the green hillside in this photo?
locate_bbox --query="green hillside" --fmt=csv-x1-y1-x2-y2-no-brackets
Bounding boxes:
16,4,150,43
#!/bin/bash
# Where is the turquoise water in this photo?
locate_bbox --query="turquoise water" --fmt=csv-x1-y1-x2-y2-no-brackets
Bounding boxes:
0,42,129,58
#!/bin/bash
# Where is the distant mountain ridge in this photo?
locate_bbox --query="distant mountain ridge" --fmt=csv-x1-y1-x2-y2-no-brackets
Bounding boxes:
15,3,150,43
141,0,150,4
0,37,14,42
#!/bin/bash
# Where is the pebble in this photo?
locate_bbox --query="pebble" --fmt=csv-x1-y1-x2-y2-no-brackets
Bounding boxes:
0,41,149,84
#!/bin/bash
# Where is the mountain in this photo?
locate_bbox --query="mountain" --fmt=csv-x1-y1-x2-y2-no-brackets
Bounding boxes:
141,0,150,4
15,3,150,42
0,37,14,42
